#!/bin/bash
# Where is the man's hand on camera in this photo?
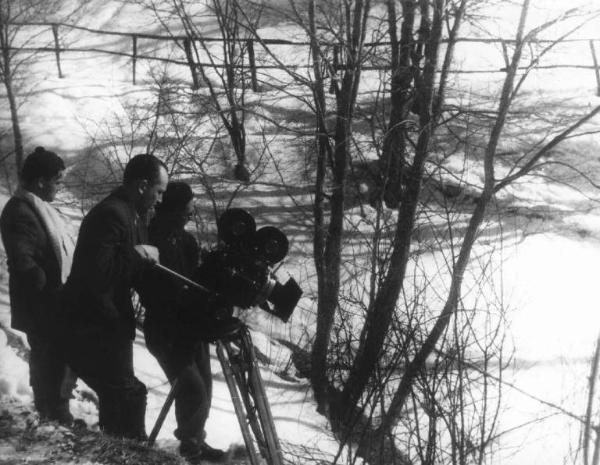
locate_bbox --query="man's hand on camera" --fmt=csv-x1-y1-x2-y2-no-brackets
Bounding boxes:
134,244,160,264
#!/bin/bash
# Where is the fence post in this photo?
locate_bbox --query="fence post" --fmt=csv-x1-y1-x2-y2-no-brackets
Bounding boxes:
51,24,63,78
590,40,600,97
183,38,200,89
500,40,510,71
246,39,259,92
132,35,138,85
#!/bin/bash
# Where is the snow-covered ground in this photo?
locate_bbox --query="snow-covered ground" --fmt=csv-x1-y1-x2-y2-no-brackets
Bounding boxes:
3,1,600,464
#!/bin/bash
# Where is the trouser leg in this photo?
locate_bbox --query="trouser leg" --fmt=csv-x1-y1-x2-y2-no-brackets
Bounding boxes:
173,363,210,444
99,378,148,440
65,331,147,440
147,340,210,446
196,342,212,413
27,333,74,424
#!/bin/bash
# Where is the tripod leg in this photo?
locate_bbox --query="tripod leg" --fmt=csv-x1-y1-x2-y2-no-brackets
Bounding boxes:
247,360,284,464
221,330,284,465
240,329,284,465
148,377,180,446
216,340,262,465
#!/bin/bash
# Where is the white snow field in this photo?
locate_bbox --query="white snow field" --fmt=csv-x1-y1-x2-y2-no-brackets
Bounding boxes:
2,1,600,464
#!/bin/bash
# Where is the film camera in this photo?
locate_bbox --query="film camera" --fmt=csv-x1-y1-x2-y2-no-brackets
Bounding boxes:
193,208,302,323
148,209,303,452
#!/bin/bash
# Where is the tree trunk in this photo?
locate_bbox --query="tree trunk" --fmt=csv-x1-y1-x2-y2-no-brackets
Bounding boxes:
311,55,355,416
308,0,334,409
370,0,531,443
3,68,24,172
309,0,370,413
381,0,416,208
228,109,249,182
339,0,445,425
1,12,24,172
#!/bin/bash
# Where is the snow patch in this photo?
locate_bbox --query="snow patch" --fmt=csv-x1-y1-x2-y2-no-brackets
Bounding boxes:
0,329,32,400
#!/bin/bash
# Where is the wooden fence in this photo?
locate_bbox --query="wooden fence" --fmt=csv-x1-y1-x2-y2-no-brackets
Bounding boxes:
8,21,600,95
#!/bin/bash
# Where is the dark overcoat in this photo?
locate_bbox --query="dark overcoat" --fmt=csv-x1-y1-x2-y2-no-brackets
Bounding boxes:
63,188,146,340
139,218,200,343
0,196,61,333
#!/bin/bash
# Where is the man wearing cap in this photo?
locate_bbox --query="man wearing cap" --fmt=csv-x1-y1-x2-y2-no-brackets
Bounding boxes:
139,181,226,463
0,146,76,424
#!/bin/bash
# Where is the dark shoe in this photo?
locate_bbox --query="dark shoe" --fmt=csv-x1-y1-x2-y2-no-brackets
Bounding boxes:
179,440,203,464
198,442,227,462
180,452,203,465
180,440,226,463
42,401,74,426
49,409,74,427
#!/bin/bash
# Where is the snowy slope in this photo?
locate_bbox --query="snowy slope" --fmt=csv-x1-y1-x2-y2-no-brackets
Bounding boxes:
2,1,600,465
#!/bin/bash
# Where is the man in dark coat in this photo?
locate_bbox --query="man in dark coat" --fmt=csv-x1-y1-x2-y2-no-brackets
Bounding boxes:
139,182,226,463
0,147,75,424
62,153,168,440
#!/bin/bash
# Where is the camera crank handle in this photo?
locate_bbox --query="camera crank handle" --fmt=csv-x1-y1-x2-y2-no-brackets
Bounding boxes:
154,263,211,295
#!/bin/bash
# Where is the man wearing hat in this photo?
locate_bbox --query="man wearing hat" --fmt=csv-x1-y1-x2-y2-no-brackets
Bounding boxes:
0,146,76,424
139,181,226,463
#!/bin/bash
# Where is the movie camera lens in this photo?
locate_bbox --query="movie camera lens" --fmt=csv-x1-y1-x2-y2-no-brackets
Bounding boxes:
253,226,289,265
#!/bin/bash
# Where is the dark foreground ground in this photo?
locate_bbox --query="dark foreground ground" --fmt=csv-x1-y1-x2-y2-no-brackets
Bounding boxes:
0,396,185,465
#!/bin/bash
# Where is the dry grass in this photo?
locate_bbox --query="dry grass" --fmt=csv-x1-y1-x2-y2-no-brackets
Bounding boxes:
0,397,185,465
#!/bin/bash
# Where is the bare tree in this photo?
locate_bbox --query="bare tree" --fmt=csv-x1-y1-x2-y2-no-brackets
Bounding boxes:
359,3,600,460
0,0,88,172
339,0,466,426
303,0,374,411
137,0,263,182
243,0,600,462
53,0,600,462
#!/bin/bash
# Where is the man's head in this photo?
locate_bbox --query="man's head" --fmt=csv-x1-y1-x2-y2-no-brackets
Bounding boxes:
156,181,195,230
123,154,169,214
21,146,66,202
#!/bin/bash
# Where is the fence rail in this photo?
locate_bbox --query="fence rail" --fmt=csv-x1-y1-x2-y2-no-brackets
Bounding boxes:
7,21,600,94
11,21,600,45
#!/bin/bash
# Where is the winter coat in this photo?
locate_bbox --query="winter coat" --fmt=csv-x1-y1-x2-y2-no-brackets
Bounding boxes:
0,197,62,333
139,217,201,343
63,188,146,340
